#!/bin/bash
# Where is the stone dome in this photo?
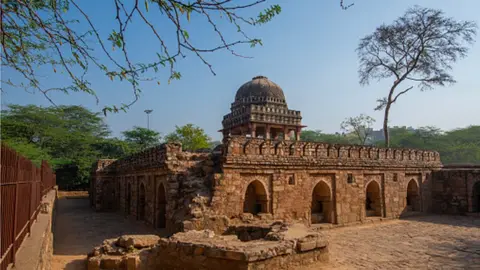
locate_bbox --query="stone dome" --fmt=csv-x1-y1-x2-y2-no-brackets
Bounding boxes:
234,76,286,102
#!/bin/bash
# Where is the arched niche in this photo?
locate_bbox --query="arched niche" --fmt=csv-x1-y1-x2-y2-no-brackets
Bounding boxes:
243,180,269,215
365,181,382,217
311,181,333,224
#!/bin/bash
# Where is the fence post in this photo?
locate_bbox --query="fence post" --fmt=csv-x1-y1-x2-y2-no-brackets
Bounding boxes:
10,157,20,265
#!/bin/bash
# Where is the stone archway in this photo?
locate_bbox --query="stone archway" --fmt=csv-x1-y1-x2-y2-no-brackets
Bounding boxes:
138,183,146,220
101,180,115,211
473,182,480,212
311,181,333,224
126,182,132,215
243,180,269,215
406,179,421,211
157,183,167,228
366,181,382,217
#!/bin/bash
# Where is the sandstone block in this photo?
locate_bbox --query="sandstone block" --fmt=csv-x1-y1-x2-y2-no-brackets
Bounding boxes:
117,235,160,249
126,256,138,270
100,257,122,269
87,258,100,270
297,241,317,252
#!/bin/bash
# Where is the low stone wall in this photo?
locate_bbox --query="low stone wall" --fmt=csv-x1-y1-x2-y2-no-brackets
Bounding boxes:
145,238,328,270
37,189,57,270
87,223,329,270
8,188,57,270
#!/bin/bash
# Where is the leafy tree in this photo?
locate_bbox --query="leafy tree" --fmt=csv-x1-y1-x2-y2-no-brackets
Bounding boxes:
340,114,376,145
165,124,211,151
300,130,357,144
357,6,477,146
1,139,52,167
92,138,134,158
379,125,480,164
1,0,281,112
122,126,161,151
1,104,112,189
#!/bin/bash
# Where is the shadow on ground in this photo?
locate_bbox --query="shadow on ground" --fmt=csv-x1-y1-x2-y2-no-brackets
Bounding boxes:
400,213,480,228
53,198,164,256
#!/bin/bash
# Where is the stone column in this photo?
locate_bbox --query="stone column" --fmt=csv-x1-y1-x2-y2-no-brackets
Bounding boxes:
250,123,256,138
266,125,271,139
296,127,302,141
283,126,290,140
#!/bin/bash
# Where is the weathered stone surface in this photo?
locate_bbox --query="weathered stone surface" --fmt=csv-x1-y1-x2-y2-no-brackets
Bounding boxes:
117,235,160,249
88,79,479,269
297,241,317,252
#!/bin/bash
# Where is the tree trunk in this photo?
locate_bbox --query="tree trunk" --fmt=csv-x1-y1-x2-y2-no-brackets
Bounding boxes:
383,103,391,147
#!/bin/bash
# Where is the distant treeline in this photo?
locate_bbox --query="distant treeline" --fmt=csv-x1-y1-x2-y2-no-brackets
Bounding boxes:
300,126,480,165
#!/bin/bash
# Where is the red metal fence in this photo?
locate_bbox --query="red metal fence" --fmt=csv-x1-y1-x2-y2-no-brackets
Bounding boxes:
0,144,56,270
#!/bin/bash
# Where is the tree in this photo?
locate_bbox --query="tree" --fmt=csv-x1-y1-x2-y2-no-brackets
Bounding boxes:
340,114,376,145
122,126,161,151
357,6,477,147
1,0,281,113
300,130,357,144
1,104,113,189
164,124,211,151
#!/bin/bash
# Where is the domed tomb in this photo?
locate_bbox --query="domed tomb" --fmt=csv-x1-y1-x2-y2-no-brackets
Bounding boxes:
220,76,305,140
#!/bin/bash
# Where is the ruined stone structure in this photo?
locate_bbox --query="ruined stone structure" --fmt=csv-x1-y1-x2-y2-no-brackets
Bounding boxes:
431,164,480,215
89,76,480,269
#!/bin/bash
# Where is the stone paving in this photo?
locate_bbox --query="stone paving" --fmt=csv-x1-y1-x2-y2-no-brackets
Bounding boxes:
52,197,479,270
52,197,162,270
316,215,480,270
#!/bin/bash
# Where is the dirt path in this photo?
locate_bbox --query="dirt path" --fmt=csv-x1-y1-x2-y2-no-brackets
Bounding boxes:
52,197,479,270
52,197,160,270
317,215,480,270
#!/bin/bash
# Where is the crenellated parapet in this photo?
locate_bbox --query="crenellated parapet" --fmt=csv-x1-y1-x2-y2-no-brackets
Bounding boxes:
92,142,213,175
223,136,442,168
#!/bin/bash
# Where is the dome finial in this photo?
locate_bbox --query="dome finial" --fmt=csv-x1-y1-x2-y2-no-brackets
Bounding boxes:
252,75,267,80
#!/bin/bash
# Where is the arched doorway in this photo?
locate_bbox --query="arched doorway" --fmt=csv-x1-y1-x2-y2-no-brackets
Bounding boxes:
126,182,131,215
406,179,420,211
138,183,146,220
243,180,269,215
102,180,115,211
473,182,480,212
157,183,166,228
311,181,333,224
366,181,382,217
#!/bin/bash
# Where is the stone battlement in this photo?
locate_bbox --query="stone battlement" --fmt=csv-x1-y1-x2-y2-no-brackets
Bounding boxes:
92,142,211,174
223,136,442,168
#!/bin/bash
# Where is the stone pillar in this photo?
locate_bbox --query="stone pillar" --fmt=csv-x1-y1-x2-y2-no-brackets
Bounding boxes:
283,126,290,140
250,123,256,138
296,127,302,141
266,125,271,139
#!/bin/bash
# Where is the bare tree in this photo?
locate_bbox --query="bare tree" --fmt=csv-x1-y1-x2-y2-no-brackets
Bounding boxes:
357,6,477,147
340,114,376,145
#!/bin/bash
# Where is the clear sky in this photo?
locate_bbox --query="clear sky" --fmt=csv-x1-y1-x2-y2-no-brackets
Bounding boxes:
2,0,479,141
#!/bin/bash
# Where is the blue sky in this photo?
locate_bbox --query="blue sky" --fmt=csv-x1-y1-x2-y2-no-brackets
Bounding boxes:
2,0,479,141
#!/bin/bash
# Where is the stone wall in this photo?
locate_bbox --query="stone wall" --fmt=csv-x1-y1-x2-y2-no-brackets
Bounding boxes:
91,143,219,235
91,136,448,234
431,165,480,214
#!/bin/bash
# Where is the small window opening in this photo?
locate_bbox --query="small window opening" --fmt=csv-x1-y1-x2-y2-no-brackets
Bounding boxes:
288,175,295,185
347,174,355,184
